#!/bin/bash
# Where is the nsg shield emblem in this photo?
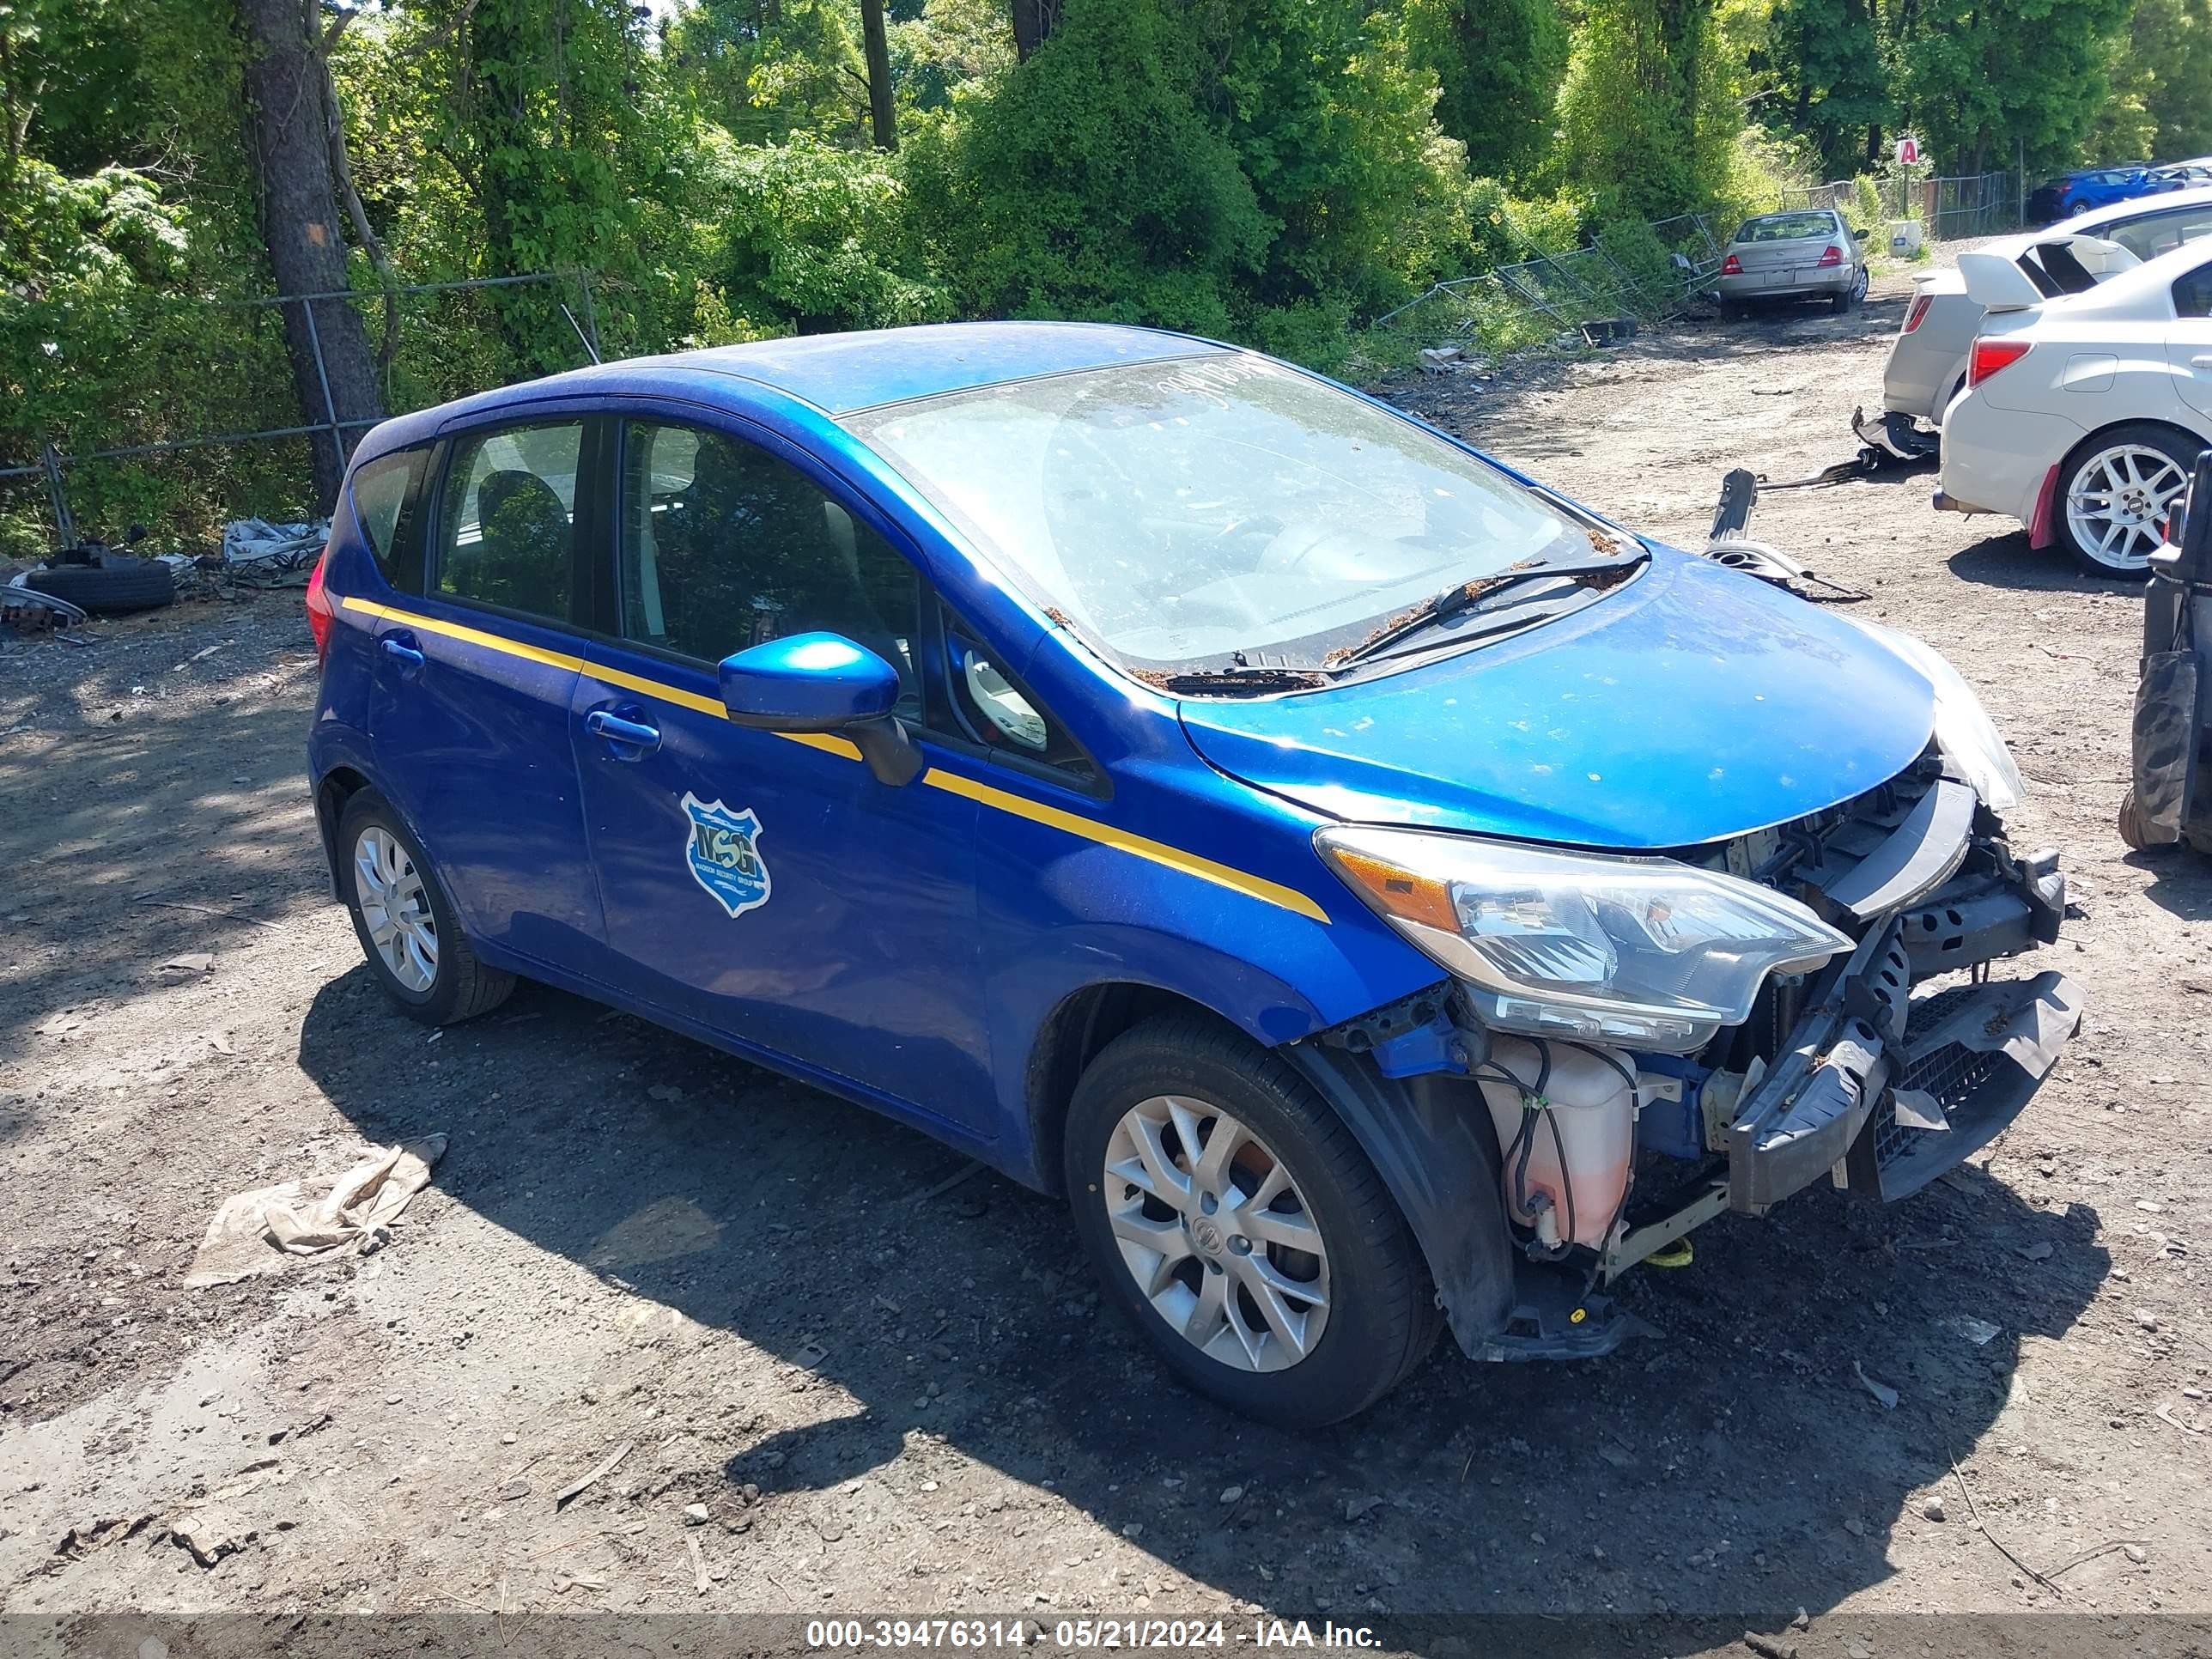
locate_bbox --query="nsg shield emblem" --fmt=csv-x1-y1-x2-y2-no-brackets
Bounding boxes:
680,793,771,919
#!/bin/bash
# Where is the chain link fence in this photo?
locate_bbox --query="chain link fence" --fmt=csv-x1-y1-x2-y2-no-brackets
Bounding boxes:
1783,172,2022,240
1372,212,1729,362
1,271,605,558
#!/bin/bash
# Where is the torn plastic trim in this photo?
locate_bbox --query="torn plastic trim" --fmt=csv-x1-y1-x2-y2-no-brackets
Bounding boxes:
1725,917,1913,1215
1844,971,2083,1201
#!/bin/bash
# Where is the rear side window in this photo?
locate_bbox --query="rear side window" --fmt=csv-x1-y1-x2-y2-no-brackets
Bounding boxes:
2175,261,2212,319
2108,207,2212,260
434,423,585,623
348,449,424,592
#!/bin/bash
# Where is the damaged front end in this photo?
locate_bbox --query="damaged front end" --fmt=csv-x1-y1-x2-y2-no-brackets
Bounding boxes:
1298,747,2081,1365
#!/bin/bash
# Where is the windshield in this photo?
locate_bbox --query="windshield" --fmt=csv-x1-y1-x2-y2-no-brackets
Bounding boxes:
1735,212,1836,243
843,354,1599,673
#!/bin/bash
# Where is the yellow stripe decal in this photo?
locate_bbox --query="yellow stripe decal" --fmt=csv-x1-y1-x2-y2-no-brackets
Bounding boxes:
341,596,1327,923
921,769,1332,923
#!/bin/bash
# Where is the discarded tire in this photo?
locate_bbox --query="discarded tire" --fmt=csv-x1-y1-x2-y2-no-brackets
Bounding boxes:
22,556,175,616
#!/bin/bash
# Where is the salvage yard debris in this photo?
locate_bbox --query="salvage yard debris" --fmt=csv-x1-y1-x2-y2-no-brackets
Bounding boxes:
184,1135,447,1286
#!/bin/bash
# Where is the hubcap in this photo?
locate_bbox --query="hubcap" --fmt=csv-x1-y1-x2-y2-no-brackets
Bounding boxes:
2066,444,2188,570
354,826,438,994
1100,1097,1330,1373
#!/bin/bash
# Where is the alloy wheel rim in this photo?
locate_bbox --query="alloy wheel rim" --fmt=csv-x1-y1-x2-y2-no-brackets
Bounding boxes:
2065,443,2188,571
354,826,438,993
1100,1096,1330,1373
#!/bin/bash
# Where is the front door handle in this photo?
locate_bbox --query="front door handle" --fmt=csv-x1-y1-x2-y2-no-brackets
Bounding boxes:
585,708,662,756
2191,355,2212,369
380,635,425,669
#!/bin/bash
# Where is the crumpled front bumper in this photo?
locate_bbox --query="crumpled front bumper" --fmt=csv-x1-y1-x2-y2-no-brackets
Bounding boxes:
1725,856,2081,1216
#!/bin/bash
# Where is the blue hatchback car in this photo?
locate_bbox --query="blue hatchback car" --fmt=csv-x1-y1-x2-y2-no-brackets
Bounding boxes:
307,323,2081,1425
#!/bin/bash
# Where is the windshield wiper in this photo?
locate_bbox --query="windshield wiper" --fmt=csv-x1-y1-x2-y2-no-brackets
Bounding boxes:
1325,540,1647,668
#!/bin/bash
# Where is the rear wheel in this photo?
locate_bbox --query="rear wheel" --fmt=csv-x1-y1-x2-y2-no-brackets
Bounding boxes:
2057,422,2202,577
337,788,514,1025
1062,1013,1438,1427
1830,267,1869,313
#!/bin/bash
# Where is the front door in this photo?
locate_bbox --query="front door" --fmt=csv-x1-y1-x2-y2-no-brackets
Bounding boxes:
367,416,607,975
569,414,995,1135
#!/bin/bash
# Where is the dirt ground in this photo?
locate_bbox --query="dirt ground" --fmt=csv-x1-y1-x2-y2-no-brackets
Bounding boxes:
3,257,2209,1657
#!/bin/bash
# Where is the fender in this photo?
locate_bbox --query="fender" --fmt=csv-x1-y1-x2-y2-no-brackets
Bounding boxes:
1276,1042,1516,1356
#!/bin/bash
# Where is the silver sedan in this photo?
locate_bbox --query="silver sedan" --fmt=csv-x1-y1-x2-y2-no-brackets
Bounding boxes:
1714,209,1870,317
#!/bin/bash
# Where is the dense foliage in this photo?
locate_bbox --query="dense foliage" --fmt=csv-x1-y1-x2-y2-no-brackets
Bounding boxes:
0,0,2203,552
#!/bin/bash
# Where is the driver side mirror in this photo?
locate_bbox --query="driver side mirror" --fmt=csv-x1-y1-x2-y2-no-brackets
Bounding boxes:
719,631,923,787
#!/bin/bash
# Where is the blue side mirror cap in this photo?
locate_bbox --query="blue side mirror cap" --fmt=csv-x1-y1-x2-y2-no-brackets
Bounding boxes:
719,632,900,732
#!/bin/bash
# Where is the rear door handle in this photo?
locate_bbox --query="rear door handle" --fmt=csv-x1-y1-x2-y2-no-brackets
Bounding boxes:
585,708,662,756
380,635,424,669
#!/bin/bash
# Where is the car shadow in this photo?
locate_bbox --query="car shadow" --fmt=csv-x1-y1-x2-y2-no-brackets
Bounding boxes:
1945,529,2145,592
2123,844,2212,922
298,965,2108,1620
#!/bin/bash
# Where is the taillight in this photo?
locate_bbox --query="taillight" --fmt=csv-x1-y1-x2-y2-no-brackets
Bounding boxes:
1816,245,1844,268
1721,253,1742,276
1903,292,1933,332
305,546,335,663
1968,337,2032,387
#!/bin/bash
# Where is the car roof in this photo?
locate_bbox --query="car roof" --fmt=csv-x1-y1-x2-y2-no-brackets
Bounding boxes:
353,321,1225,461
1999,182,2212,253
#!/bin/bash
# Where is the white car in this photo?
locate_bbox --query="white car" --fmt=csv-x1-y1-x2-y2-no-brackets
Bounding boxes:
1867,186,2212,446
1936,237,2212,575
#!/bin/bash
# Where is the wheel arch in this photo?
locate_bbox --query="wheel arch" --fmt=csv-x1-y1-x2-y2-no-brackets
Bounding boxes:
314,763,375,897
1024,981,1241,1194
1026,981,1516,1356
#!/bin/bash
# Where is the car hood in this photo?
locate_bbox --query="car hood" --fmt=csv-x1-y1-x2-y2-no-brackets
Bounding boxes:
1178,548,1937,850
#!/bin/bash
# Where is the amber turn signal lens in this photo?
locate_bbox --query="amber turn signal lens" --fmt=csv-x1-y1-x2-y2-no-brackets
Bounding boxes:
1322,846,1459,933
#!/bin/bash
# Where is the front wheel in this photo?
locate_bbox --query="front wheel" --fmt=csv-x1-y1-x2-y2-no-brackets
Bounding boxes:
337,787,514,1024
1062,1014,1438,1427
2057,423,2202,577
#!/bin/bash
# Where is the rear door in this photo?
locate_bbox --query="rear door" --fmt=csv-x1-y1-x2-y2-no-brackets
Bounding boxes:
568,411,996,1133
365,413,610,975
2167,258,2212,422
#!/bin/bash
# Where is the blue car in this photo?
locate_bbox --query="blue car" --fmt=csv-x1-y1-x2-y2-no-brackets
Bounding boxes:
2031,166,2161,222
305,323,2081,1425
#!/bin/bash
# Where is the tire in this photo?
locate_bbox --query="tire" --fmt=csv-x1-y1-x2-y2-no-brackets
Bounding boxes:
2118,792,2154,852
1062,1012,1440,1427
2054,422,2204,578
1829,268,1868,314
1717,297,1746,322
23,556,174,615
337,787,514,1025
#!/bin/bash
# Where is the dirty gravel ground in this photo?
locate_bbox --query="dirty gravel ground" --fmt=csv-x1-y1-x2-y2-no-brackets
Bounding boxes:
2,255,2209,1656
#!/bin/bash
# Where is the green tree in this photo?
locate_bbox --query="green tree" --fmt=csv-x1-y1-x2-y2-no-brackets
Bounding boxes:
1404,0,1569,179
1888,0,2134,174
1761,0,1890,172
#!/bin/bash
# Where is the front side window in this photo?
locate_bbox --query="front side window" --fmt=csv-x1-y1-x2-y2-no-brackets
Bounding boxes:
846,355,1605,677
435,423,584,623
616,422,921,711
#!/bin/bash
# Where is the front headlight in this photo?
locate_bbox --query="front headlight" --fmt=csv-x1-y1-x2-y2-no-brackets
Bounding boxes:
1843,617,2025,810
1316,828,1854,1052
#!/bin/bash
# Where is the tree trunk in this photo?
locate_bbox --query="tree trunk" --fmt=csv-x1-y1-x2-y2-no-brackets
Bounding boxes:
860,0,896,150
237,0,385,510
1012,0,1057,62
